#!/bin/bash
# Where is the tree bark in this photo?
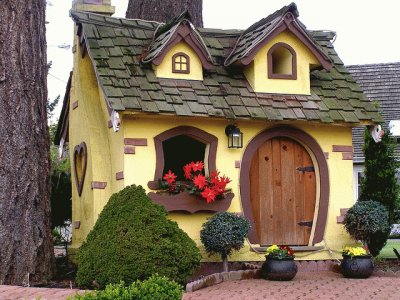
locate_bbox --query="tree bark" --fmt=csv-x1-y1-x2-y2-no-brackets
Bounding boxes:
0,0,55,285
126,0,203,27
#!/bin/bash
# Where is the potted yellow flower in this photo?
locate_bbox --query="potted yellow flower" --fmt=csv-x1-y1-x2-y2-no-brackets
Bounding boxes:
261,245,297,281
340,246,374,278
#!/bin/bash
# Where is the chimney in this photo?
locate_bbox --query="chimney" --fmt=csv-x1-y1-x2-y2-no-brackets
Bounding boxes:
72,0,115,16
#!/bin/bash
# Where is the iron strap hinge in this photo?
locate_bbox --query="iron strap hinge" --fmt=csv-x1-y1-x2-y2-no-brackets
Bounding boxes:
296,166,315,173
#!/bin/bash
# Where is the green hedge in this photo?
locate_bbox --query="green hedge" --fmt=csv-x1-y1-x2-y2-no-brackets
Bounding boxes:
76,185,201,288
70,274,183,300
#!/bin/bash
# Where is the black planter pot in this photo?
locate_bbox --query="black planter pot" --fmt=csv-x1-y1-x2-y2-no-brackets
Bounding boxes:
340,255,374,279
261,257,298,281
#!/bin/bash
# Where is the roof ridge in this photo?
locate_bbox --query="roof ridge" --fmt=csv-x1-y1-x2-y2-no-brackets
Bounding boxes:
347,62,400,68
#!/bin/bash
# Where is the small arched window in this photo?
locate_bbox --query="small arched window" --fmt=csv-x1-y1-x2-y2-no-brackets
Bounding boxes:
267,43,297,79
172,52,190,74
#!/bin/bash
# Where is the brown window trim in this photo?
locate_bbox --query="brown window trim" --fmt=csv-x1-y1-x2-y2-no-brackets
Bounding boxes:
267,42,297,80
172,52,190,74
239,126,329,245
147,126,218,190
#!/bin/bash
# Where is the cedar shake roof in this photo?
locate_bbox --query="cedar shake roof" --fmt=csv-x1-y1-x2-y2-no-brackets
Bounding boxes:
67,5,382,126
224,3,331,70
348,63,400,162
142,11,214,68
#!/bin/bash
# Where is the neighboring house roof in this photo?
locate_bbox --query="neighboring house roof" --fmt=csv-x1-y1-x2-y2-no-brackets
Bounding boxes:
62,4,382,133
348,62,400,162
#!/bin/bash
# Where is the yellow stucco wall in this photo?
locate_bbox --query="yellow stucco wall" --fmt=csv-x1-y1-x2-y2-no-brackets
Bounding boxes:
153,42,203,80
244,29,320,95
121,115,355,261
69,31,124,253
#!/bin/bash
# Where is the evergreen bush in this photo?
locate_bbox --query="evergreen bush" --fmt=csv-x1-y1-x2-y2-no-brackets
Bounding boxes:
200,212,250,272
70,274,183,300
75,185,201,288
356,125,400,255
344,200,390,256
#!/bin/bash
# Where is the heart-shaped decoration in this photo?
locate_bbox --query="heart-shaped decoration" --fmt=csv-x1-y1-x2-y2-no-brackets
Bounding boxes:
73,142,87,196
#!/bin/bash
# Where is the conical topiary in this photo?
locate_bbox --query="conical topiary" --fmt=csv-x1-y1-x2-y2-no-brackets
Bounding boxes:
76,185,201,288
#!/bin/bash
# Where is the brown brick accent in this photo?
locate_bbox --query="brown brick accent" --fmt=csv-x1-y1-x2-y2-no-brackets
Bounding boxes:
91,181,107,189
124,146,135,154
72,101,79,110
332,145,353,152
324,152,329,159
124,138,148,146
342,152,353,160
337,215,345,223
116,171,124,180
73,221,81,229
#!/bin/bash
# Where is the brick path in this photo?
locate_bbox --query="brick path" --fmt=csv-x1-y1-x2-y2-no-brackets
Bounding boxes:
183,272,400,300
1,272,399,300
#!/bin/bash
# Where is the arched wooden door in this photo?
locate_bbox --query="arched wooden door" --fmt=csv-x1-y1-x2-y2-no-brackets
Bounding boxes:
250,137,316,245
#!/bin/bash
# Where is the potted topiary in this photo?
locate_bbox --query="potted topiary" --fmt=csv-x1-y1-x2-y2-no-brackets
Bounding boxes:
200,212,250,272
261,245,297,281
340,246,374,279
343,200,390,256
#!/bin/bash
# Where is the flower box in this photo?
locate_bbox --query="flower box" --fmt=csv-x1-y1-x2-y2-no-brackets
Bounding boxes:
148,192,234,213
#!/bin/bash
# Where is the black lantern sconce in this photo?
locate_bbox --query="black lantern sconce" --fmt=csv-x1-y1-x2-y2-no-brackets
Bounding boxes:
225,125,243,149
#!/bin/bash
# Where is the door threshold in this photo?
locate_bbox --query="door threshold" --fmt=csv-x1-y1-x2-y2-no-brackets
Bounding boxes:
250,245,324,253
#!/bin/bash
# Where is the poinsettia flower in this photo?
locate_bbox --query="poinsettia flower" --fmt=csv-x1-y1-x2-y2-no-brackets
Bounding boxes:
183,163,192,180
193,174,207,189
210,170,220,185
212,185,225,196
192,161,204,172
163,170,177,184
201,187,216,203
214,175,231,193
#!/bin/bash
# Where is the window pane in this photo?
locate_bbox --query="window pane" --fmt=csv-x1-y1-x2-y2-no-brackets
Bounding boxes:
162,135,206,180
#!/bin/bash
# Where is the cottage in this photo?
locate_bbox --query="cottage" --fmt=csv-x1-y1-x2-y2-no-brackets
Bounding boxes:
55,0,382,263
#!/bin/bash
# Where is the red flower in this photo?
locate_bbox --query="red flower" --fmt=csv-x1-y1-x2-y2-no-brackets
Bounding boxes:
163,170,177,184
193,174,207,189
210,170,220,185
183,163,192,180
201,187,216,203
218,176,231,189
192,161,204,172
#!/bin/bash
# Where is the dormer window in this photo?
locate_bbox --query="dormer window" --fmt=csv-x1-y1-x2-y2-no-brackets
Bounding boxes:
172,52,190,74
268,43,297,79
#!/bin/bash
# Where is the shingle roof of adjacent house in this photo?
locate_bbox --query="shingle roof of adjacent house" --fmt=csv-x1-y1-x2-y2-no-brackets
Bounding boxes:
67,4,382,126
348,63,400,162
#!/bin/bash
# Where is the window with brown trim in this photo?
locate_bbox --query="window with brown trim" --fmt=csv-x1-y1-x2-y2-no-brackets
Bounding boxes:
172,52,190,74
147,126,218,190
267,43,297,79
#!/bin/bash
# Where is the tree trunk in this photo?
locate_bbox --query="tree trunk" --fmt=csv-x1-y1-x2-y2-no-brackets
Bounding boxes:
222,254,229,273
126,0,203,27
0,0,55,285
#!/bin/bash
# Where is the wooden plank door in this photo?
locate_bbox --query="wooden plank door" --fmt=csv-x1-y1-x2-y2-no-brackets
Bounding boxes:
250,137,316,245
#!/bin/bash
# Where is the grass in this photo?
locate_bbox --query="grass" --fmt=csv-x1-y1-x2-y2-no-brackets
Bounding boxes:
378,239,400,258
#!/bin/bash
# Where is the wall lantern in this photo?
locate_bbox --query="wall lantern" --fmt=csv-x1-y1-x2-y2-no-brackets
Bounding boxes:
225,125,243,148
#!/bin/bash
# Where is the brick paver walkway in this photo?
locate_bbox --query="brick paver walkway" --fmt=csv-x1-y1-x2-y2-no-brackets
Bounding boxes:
183,272,400,300
1,272,399,299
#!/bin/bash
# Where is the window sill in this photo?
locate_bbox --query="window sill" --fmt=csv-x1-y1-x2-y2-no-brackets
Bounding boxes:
148,192,234,213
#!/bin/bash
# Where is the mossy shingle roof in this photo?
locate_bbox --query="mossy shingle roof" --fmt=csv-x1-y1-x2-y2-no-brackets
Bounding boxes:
70,5,381,125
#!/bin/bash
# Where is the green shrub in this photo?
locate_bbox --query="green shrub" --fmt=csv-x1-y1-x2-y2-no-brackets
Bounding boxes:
344,200,391,256
200,212,250,272
70,275,183,300
76,185,201,288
